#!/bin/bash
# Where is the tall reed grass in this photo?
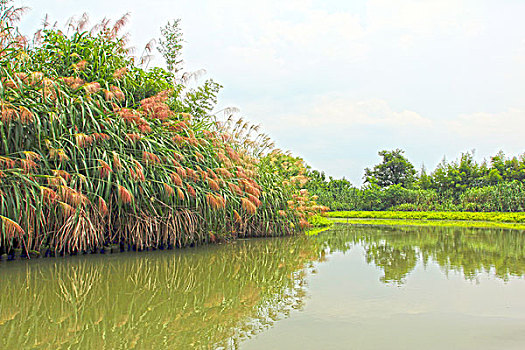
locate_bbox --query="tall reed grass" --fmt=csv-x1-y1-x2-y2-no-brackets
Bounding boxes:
0,4,325,257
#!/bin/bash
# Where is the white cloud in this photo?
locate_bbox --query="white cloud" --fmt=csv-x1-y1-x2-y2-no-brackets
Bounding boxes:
209,1,368,79
281,95,432,129
515,38,525,62
448,108,525,144
367,0,484,39
263,10,366,59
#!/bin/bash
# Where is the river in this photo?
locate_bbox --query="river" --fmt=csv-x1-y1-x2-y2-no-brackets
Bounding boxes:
1,224,524,349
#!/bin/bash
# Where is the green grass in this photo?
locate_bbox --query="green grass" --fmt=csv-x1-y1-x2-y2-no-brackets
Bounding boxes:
328,217,525,230
305,215,333,235
325,211,525,223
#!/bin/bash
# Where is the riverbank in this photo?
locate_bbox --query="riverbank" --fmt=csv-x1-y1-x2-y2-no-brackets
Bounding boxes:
325,211,525,230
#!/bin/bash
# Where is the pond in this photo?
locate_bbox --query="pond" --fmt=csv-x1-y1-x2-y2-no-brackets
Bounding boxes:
1,224,524,349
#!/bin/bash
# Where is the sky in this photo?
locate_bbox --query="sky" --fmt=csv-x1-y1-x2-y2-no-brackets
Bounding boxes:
13,0,525,185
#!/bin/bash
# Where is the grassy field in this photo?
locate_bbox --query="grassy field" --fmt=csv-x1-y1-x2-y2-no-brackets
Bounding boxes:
328,217,525,230
324,211,525,230
325,211,525,223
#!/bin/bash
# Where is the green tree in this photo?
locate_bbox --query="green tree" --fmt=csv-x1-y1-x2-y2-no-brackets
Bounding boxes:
430,152,484,196
417,164,432,190
364,149,416,188
158,19,184,75
489,151,525,183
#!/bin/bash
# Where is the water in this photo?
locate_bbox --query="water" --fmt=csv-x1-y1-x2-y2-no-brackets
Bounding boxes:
1,224,524,349
245,225,525,349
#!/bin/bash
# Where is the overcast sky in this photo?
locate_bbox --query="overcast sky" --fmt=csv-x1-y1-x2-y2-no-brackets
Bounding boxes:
14,0,525,185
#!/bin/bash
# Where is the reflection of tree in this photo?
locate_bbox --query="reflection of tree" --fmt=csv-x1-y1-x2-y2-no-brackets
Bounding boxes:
318,224,525,284
3,225,523,347
0,237,321,349
365,243,418,284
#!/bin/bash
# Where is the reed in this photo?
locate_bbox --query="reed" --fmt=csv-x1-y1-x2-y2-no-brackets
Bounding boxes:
0,4,325,257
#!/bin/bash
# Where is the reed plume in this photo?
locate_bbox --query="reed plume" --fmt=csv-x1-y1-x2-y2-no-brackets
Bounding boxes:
118,185,133,204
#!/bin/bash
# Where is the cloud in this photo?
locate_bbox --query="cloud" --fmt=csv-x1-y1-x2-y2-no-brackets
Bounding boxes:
367,0,484,39
210,1,368,80
242,94,436,183
448,108,525,145
515,38,525,62
216,0,486,73
16,0,525,185
281,95,432,129
244,92,525,184
261,10,367,61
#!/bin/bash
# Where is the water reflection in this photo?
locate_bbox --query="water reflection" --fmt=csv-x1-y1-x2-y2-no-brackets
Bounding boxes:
244,225,525,350
319,224,525,284
2,225,524,348
0,237,321,349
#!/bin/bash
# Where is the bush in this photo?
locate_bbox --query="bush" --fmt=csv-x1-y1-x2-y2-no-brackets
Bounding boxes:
461,181,525,212
390,203,419,211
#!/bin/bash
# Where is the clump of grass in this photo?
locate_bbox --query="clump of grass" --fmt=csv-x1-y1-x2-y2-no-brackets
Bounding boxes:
0,4,325,257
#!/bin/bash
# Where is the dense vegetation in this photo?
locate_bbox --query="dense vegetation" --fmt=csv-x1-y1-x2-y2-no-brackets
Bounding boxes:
0,2,325,257
307,149,525,212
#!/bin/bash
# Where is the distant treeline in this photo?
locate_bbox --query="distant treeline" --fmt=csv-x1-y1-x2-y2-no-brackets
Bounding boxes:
306,149,525,212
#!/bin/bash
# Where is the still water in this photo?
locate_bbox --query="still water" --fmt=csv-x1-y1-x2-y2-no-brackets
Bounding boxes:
1,224,525,349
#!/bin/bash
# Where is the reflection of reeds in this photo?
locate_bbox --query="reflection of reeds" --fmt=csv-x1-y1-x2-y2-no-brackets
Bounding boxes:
0,236,321,349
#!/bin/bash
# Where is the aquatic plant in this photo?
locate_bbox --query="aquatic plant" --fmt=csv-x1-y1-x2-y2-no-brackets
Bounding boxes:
0,3,325,256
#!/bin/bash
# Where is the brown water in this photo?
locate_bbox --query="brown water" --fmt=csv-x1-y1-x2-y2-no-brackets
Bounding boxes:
1,224,525,349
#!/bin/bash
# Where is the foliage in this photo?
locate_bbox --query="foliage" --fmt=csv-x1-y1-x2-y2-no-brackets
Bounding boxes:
0,6,321,256
430,152,484,197
260,151,329,229
363,149,416,188
158,19,184,75
489,150,525,183
325,210,525,223
305,169,357,211
306,149,525,213
305,214,333,235
460,181,525,212
306,176,442,211
308,214,332,227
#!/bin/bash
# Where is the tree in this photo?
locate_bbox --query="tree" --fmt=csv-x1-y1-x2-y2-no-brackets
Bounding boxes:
489,151,525,183
157,19,184,75
430,151,484,196
364,149,416,188
417,164,432,190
